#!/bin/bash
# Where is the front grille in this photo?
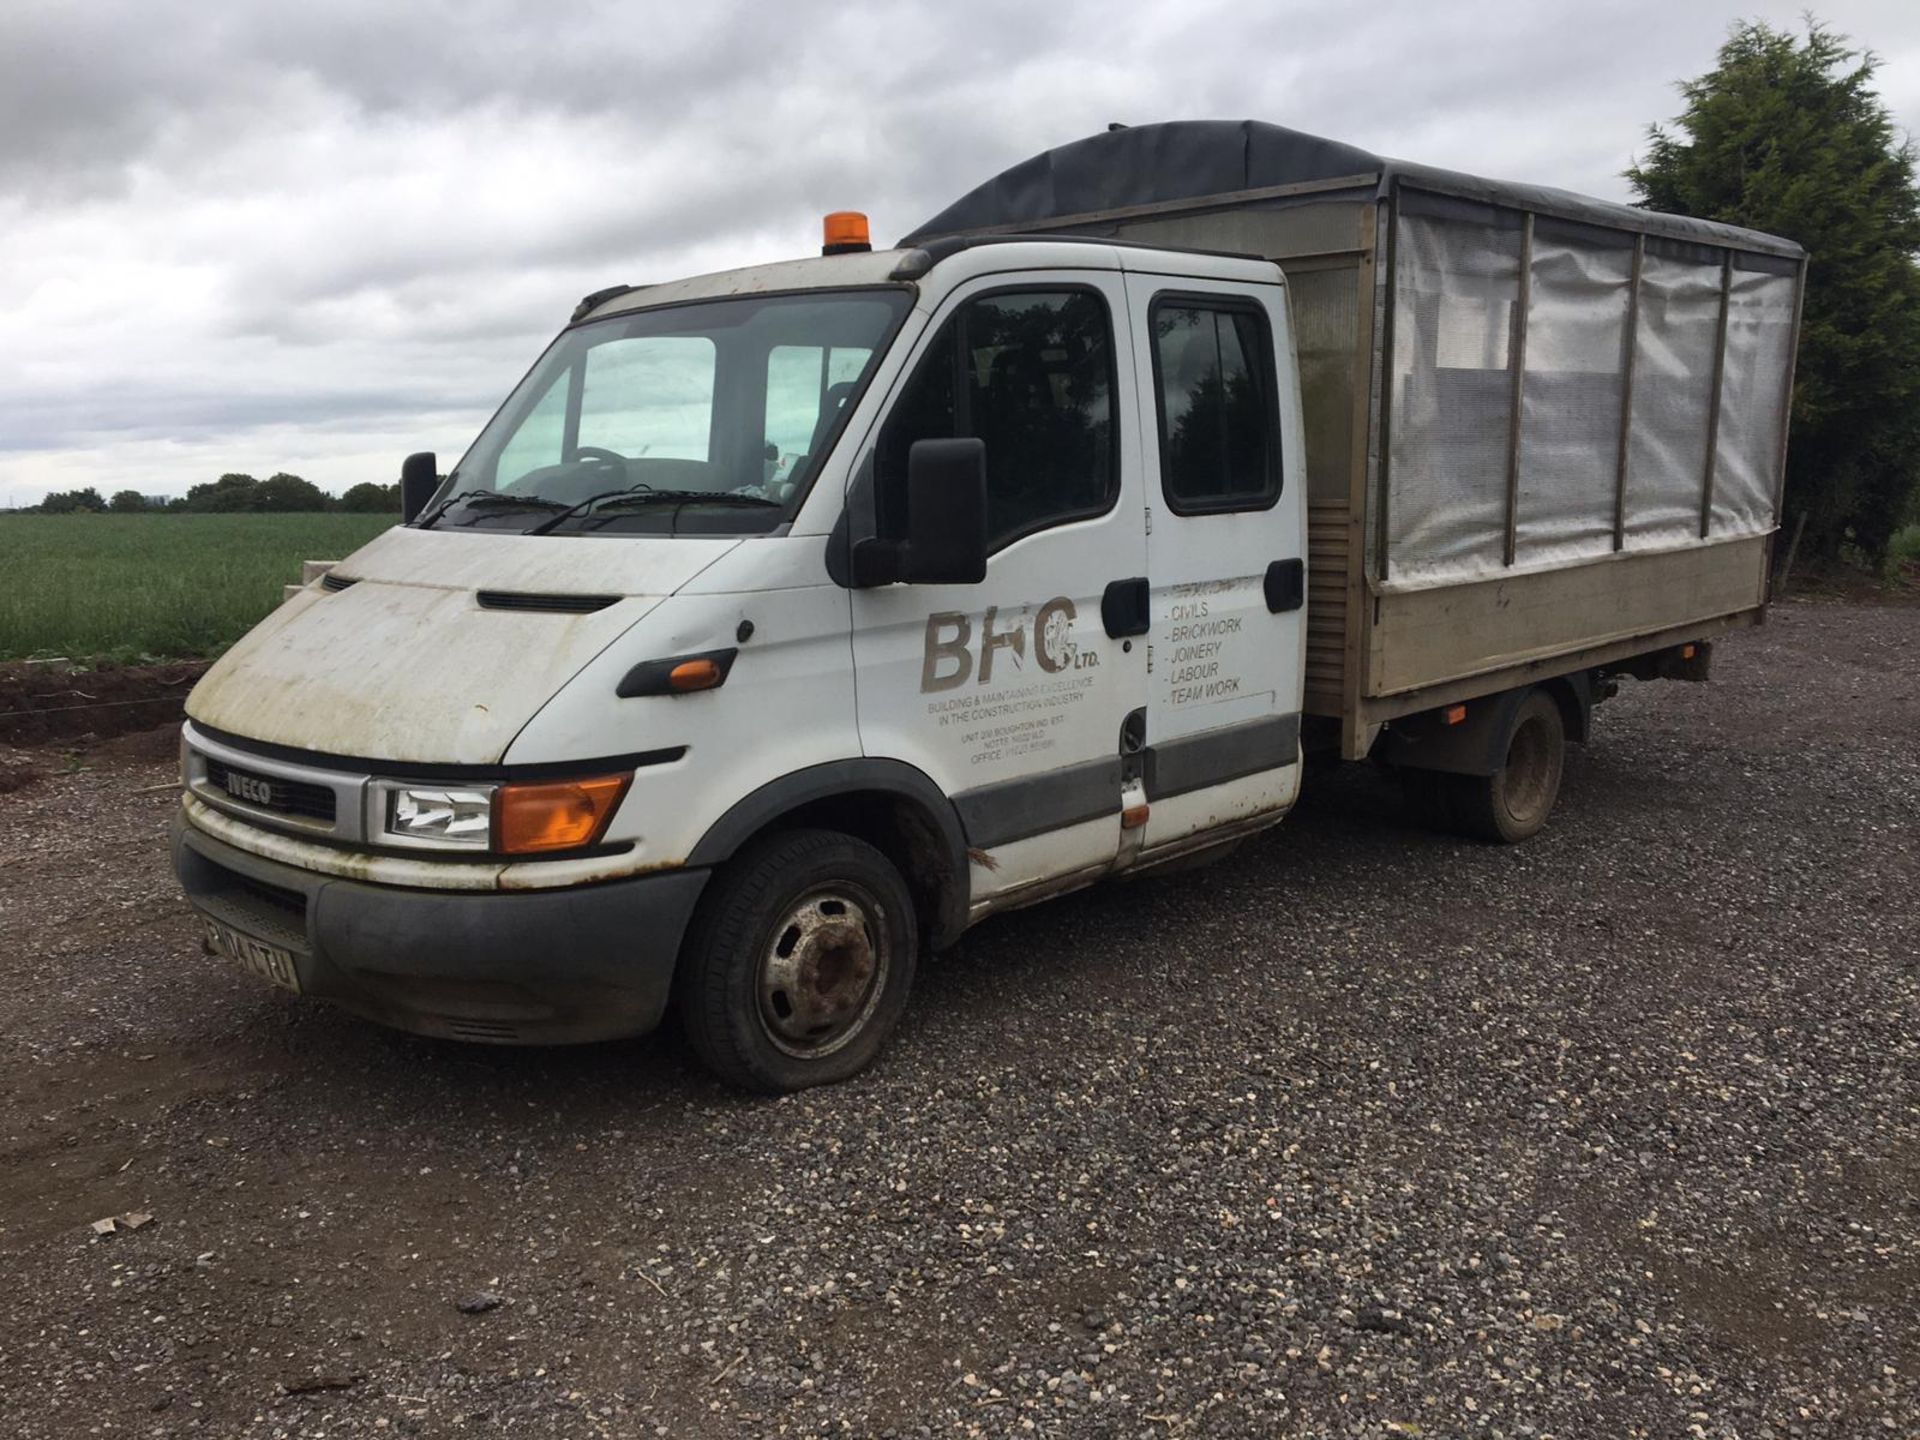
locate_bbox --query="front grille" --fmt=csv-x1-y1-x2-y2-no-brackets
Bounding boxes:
205,757,337,823
476,590,619,614
320,573,357,592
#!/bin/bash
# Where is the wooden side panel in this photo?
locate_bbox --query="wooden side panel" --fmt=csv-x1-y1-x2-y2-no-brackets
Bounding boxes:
1303,500,1351,714
1107,200,1369,264
1367,533,1769,698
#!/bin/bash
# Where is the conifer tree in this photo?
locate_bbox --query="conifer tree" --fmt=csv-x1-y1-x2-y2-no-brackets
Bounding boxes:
1630,20,1920,562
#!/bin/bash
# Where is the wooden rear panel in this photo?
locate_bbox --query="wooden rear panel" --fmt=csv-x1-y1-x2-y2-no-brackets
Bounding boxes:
1303,500,1351,714
1367,533,1769,699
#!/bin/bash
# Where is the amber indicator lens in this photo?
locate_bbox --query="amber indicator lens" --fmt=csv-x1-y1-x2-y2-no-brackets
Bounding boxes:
668,658,724,692
495,774,630,854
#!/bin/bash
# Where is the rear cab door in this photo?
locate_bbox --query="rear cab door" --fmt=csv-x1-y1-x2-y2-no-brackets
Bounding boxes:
1122,262,1307,852
847,261,1149,907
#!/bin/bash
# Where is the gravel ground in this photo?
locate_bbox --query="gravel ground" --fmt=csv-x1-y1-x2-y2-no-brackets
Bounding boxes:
0,599,1914,1439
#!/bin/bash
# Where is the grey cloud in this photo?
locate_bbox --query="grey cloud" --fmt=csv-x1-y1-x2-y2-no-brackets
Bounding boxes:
0,380,485,453
2,0,1916,501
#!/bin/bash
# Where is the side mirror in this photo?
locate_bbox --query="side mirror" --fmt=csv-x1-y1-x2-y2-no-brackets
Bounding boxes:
851,438,988,586
400,451,439,524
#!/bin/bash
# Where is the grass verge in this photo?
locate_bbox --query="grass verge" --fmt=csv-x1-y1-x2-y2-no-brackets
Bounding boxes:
0,513,395,661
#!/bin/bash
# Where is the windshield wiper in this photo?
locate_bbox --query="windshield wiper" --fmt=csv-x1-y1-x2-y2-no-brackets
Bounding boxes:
595,489,781,511
416,489,568,530
525,487,779,536
523,484,658,536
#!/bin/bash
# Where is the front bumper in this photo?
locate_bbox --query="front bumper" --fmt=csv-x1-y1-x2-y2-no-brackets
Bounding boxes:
171,812,709,1044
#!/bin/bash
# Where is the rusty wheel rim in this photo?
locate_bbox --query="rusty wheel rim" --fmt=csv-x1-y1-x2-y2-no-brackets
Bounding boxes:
1499,710,1562,830
756,886,889,1059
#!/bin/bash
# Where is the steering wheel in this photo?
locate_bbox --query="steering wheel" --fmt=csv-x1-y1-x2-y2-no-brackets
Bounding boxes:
573,446,627,466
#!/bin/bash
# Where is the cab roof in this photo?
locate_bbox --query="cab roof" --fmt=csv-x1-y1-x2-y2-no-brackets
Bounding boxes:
576,235,1280,325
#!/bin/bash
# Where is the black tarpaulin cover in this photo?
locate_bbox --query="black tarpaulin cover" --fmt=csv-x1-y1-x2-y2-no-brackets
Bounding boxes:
903,119,1802,259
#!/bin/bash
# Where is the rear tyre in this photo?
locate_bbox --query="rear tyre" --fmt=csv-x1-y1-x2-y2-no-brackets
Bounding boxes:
1448,689,1567,844
676,828,916,1093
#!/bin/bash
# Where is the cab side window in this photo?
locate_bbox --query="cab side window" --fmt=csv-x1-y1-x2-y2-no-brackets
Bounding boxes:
1151,298,1282,513
877,289,1116,551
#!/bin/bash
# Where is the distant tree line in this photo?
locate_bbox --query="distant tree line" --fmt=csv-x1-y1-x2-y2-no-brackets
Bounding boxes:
34,473,400,515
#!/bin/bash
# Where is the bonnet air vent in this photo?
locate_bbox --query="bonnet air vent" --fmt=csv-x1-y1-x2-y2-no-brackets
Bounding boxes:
320,573,357,592
475,591,621,614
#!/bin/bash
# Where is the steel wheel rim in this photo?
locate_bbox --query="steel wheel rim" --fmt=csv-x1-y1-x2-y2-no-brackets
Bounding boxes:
756,884,889,1059
1500,712,1561,827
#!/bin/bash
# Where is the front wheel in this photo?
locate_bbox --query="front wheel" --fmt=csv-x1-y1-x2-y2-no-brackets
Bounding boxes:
676,828,917,1093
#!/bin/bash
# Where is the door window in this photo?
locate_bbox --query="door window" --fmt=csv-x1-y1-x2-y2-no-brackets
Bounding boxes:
877,288,1116,550
1151,299,1282,513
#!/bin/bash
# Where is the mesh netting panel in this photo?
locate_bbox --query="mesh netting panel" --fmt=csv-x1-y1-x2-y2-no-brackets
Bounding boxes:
1386,212,1521,583
1514,229,1632,565
1712,266,1794,536
1624,252,1720,548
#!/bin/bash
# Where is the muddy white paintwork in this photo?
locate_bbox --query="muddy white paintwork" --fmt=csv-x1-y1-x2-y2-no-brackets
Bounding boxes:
185,240,1310,920
339,525,739,596
586,248,915,323
516,581,861,863
186,528,739,764
184,795,505,889
183,795,671,892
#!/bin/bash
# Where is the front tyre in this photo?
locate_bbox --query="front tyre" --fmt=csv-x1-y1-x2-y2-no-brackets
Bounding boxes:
676,828,917,1093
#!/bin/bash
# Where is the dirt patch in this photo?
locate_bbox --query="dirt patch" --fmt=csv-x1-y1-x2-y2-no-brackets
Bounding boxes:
0,605,1913,1438
0,659,207,747
0,745,44,793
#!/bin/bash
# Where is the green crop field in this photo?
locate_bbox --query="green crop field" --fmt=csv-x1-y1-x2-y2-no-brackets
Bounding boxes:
0,513,397,662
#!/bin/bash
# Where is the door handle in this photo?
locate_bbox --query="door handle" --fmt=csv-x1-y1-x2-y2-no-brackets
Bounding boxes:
1264,558,1304,614
1101,577,1150,638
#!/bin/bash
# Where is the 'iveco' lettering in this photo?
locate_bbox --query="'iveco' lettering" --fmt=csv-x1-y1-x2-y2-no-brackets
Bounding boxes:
225,772,274,806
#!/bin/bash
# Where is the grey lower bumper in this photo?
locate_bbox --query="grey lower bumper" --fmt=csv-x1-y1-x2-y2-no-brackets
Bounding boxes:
171,814,709,1045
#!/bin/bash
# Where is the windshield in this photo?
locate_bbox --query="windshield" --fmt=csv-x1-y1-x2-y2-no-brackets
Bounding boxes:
430,288,912,536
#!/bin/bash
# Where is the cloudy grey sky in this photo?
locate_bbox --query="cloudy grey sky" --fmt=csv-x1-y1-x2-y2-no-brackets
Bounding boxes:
3,0,1916,505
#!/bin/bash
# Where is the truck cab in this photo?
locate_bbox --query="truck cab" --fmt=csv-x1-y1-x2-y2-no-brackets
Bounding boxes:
172,230,1310,1090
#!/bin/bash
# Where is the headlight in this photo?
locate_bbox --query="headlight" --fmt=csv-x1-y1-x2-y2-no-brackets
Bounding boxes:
367,772,631,854
375,783,496,849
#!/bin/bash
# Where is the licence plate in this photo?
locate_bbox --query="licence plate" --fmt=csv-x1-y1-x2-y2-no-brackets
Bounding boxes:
204,918,302,993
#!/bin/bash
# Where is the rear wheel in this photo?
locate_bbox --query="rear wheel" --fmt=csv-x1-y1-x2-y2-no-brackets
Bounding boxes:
1448,689,1566,843
676,828,916,1093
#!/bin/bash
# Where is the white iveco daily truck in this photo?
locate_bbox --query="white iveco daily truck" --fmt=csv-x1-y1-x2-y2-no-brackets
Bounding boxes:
172,122,1804,1091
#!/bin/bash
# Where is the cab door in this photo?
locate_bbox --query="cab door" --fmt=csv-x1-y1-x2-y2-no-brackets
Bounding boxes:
848,273,1149,907
1123,273,1306,852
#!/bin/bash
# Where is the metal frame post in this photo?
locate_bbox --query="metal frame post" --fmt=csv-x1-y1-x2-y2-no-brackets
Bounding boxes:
1374,185,1400,585
1699,251,1733,539
1502,211,1533,567
1613,234,1645,551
